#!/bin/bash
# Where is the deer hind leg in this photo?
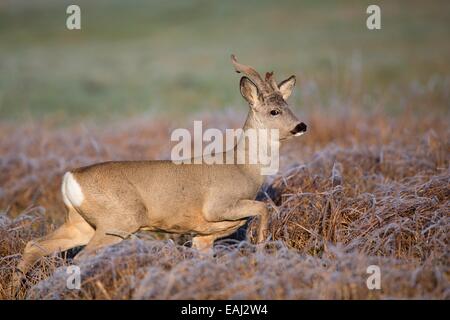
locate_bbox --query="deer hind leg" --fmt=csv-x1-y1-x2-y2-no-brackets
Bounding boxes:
14,207,94,289
73,199,146,260
73,228,127,261
204,199,269,243
192,235,216,253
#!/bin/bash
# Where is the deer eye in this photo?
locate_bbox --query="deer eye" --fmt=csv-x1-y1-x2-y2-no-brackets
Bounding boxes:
270,109,281,116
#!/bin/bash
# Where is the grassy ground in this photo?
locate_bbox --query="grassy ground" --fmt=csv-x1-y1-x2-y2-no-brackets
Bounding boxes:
0,1,449,299
0,110,448,299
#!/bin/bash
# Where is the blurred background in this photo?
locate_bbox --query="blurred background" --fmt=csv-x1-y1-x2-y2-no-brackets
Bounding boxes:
0,0,449,123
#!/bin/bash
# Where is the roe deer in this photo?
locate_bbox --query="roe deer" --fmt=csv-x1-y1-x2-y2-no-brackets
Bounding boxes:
15,55,307,281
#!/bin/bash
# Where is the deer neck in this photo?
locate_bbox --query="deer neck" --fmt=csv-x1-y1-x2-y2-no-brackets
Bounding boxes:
226,109,278,184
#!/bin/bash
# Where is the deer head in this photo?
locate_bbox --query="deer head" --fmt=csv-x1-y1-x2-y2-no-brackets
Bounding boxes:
231,54,307,141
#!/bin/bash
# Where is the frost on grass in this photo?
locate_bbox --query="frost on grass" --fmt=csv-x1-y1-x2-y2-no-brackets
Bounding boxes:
0,110,449,299
26,240,448,300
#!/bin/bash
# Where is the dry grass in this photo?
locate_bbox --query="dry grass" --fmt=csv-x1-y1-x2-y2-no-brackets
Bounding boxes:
0,109,449,299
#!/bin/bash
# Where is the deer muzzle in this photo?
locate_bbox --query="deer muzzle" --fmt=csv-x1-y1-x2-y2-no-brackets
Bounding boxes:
291,122,307,136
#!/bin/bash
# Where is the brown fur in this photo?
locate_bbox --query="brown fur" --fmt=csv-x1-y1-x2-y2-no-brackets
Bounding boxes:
15,56,304,281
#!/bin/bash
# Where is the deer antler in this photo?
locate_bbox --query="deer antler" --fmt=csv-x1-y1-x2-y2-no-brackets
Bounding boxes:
231,54,267,92
265,71,279,91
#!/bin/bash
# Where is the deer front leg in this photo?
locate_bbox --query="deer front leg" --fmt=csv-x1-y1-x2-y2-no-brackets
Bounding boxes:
204,199,269,243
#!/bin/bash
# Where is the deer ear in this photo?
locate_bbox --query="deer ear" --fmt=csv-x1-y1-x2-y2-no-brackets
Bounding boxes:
278,75,296,100
239,77,260,106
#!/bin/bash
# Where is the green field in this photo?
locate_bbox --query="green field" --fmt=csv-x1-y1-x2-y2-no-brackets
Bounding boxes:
0,0,449,122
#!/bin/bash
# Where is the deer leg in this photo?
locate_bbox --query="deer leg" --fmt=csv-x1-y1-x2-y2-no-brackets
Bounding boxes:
74,224,139,261
73,230,122,261
73,194,147,260
204,199,269,243
13,207,94,289
192,235,216,253
192,219,246,253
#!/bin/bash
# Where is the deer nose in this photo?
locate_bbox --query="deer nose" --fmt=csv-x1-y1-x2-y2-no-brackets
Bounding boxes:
291,122,307,136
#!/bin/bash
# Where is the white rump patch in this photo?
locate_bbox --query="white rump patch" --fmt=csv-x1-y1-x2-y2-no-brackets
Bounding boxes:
62,172,84,207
